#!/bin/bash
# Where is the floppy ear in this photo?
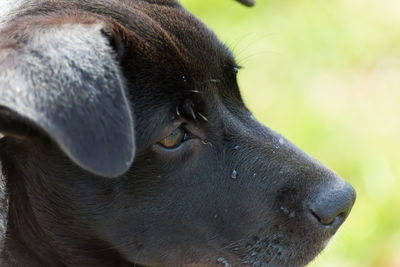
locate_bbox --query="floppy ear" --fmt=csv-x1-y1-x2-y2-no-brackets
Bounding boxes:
0,20,135,178
235,0,255,7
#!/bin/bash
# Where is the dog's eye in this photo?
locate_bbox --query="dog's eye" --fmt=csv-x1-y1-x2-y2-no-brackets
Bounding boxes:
158,127,189,149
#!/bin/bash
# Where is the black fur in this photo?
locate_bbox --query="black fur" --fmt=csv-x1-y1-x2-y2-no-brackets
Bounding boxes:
0,0,356,266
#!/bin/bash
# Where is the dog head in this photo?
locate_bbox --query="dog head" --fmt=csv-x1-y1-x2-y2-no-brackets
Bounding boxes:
0,0,355,266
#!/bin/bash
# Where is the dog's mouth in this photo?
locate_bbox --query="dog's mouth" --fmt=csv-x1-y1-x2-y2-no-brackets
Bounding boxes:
124,233,326,267
228,234,324,267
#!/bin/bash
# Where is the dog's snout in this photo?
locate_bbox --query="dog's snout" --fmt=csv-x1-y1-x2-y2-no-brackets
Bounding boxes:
307,181,356,230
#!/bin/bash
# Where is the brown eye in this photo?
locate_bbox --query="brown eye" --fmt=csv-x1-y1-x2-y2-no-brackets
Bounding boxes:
158,127,188,149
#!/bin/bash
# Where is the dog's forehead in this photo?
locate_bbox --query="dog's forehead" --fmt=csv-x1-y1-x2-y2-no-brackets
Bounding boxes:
123,1,235,79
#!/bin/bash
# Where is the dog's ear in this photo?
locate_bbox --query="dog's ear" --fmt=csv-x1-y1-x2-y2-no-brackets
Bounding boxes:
235,0,255,7
0,20,135,178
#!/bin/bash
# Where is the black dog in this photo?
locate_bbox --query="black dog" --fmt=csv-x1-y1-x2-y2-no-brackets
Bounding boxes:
0,0,355,266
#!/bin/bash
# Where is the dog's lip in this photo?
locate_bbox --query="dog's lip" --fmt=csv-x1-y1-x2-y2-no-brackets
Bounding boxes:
122,238,318,267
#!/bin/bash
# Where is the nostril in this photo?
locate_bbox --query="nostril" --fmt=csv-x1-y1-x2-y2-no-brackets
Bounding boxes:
309,208,347,226
309,209,322,223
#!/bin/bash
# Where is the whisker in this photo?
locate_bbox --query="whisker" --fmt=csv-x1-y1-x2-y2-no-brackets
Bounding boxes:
199,79,221,85
221,238,245,250
93,240,134,252
133,249,143,267
197,112,208,122
202,140,213,146
190,108,197,120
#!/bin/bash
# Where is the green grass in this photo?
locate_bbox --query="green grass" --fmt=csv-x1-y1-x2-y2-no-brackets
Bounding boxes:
180,0,400,266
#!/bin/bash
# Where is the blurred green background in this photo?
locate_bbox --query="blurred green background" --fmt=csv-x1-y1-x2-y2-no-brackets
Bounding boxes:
1,0,398,265
181,0,400,266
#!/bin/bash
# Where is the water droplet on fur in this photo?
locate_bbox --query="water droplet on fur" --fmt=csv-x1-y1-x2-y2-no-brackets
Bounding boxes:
280,206,290,215
279,137,285,145
217,257,231,267
231,169,237,179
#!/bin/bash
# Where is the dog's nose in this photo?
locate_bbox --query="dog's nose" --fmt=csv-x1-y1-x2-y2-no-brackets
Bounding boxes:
307,181,356,230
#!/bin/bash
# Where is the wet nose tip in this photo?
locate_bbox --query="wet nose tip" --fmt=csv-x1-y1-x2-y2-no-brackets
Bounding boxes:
308,182,356,227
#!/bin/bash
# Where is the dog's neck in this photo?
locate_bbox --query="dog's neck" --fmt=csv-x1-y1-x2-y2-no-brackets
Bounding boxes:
0,138,136,266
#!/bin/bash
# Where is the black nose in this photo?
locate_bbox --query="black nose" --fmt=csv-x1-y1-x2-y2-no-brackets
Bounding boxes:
307,181,356,230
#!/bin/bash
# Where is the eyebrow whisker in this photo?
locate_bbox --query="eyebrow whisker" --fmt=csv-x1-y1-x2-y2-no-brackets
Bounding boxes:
197,112,208,122
190,108,197,120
